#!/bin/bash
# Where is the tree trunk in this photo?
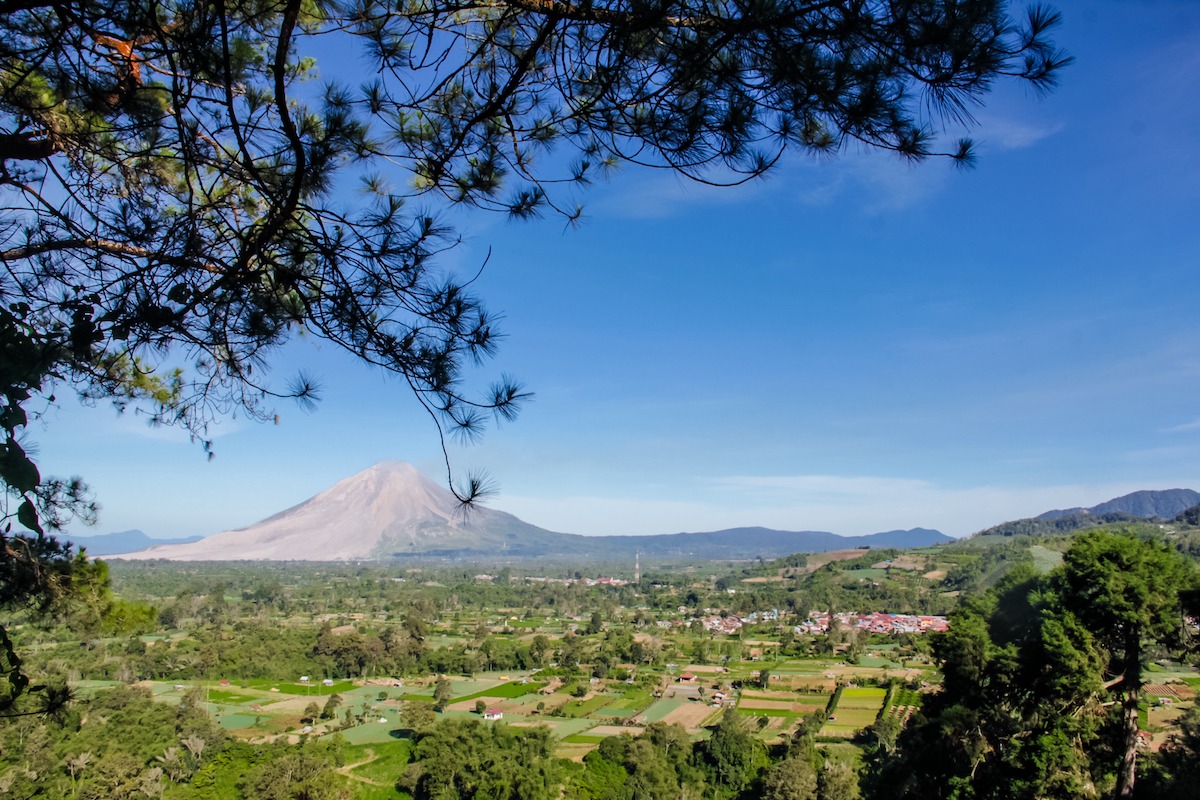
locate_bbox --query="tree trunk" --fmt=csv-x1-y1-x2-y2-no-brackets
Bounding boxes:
1115,635,1141,800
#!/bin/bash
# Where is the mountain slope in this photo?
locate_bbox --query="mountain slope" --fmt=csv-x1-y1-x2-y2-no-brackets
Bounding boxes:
112,461,949,561
115,461,563,560
1036,489,1200,521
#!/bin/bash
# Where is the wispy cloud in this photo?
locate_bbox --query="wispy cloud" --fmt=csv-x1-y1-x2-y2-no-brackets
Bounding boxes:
496,474,1185,539
971,114,1064,150
1161,419,1200,433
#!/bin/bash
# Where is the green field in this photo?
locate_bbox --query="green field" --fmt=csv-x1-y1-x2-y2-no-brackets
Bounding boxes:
343,740,412,789
215,713,259,730
641,698,686,722
456,681,542,703
206,690,257,704
241,678,356,696
737,708,805,718
560,693,617,718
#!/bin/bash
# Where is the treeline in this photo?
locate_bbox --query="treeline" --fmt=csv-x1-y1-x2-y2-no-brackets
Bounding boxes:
0,682,868,800
0,683,352,799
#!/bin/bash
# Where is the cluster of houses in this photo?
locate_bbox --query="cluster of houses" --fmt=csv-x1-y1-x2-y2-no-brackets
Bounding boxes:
795,611,949,636
648,607,948,638
520,575,631,586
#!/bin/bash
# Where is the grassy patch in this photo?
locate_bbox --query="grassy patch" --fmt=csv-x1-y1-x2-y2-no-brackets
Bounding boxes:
562,734,606,744
1029,545,1063,573
206,690,257,704
242,679,355,696
456,681,541,703
215,713,259,730
560,694,616,718
838,688,886,709
344,741,412,786
736,708,804,718
640,698,686,723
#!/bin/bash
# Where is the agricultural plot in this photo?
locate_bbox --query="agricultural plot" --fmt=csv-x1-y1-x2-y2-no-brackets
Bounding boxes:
333,721,409,745
660,700,722,730
737,689,828,717
640,697,688,722
559,693,618,718
820,687,886,738
341,742,412,794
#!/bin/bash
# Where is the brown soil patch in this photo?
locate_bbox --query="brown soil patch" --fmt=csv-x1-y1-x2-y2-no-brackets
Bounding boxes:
557,743,599,762
447,696,506,713
660,700,721,730
741,690,803,701
589,724,643,737
682,665,727,674
778,676,837,692
922,570,947,580
262,697,318,713
739,699,825,714
742,576,785,583
797,549,873,573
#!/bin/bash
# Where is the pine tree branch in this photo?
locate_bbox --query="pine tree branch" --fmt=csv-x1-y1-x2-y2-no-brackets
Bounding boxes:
0,133,57,163
1,237,220,273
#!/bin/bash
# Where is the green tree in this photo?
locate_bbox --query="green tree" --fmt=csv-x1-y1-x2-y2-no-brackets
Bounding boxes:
432,676,453,712
243,750,345,800
0,543,112,716
761,756,819,800
879,534,1198,800
818,761,861,800
697,709,767,796
1056,530,1199,799
1,0,1066,531
402,718,560,800
319,692,342,720
403,700,435,731
0,0,1069,712
875,567,1105,800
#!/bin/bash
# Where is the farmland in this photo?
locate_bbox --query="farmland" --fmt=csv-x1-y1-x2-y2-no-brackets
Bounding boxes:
6,526,1200,799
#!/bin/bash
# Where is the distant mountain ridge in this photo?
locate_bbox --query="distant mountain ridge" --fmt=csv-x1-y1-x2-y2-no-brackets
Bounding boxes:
976,488,1200,539
1036,489,1200,521
67,529,203,555
111,461,950,561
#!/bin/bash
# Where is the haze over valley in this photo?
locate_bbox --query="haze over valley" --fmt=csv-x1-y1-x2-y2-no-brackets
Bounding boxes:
73,461,1198,562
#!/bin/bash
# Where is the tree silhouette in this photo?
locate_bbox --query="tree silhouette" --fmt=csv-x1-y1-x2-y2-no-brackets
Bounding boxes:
1,0,1068,530
1,0,1068,710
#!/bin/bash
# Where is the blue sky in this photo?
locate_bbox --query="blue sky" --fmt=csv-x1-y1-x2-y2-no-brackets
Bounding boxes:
33,0,1200,540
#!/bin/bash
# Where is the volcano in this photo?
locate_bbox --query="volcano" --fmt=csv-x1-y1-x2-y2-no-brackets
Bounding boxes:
114,461,565,560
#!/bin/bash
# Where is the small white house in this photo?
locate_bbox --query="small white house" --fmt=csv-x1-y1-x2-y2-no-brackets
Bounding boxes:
483,708,504,721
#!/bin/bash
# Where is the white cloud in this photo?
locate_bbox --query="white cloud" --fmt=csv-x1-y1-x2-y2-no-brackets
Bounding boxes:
971,114,1064,150
495,474,1193,539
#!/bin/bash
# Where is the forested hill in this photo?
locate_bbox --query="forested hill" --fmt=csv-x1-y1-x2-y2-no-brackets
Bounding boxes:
975,511,1145,539
975,488,1200,539
1037,488,1200,520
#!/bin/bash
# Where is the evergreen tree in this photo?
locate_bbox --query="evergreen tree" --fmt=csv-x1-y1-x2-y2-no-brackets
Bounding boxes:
1,0,1069,707
1056,530,1200,799
698,709,767,796
877,533,1199,800
1,0,1067,534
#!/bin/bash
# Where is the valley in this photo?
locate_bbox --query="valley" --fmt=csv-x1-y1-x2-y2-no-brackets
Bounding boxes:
6,518,1200,799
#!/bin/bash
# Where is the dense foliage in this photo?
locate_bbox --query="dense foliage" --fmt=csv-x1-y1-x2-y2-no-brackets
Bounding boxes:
876,530,1200,800
2,0,1067,531
2,524,1200,799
